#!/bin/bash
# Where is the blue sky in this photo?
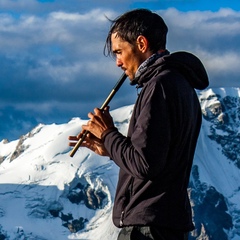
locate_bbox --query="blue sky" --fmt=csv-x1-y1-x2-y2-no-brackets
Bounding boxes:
0,0,240,141
132,0,240,12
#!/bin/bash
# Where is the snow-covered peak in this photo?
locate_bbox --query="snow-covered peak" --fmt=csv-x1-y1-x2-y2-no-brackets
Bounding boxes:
0,88,239,240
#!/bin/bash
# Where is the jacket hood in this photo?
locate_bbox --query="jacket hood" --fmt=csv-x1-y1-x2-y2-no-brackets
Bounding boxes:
135,51,209,90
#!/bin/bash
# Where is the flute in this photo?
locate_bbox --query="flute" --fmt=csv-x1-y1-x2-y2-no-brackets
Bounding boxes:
69,72,127,157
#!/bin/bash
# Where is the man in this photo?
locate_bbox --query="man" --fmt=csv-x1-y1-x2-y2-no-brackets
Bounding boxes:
69,9,209,240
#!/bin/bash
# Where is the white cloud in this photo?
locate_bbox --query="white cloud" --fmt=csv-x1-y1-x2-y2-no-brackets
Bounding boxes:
1,7,240,87
205,52,240,73
161,8,240,46
0,5,239,140
0,9,118,86
158,8,240,87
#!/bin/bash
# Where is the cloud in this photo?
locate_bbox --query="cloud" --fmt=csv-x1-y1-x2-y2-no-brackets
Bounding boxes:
0,9,119,99
0,0,130,15
160,8,240,86
0,6,240,140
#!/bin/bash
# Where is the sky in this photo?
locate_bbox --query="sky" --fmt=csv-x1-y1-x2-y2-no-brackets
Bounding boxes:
0,0,240,141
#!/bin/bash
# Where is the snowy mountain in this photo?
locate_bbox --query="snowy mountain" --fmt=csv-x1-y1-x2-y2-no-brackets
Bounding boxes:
0,88,239,240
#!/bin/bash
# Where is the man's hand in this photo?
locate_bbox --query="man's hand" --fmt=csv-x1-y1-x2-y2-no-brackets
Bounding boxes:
68,106,114,156
68,132,109,156
82,106,115,139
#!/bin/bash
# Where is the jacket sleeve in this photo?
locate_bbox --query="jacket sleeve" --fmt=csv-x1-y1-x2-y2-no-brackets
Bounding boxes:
103,80,171,180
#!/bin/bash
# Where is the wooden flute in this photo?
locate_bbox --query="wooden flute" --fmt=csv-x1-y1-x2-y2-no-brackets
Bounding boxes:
69,72,127,157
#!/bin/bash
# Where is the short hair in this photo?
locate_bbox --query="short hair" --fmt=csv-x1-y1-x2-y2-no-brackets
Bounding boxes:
104,9,168,57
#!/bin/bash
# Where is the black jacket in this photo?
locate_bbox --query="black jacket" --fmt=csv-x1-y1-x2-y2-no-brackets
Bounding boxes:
103,51,209,231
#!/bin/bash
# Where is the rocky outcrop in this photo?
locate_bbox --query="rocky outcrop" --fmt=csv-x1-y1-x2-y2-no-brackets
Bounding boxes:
67,181,107,210
199,89,240,167
189,165,233,239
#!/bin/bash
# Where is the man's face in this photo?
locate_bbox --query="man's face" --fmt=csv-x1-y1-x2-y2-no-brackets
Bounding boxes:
111,32,147,80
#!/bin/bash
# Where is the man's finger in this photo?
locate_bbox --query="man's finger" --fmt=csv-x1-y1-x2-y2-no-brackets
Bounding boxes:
68,136,78,141
69,142,76,147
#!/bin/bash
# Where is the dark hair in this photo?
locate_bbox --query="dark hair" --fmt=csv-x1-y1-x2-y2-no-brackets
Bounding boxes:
104,9,168,57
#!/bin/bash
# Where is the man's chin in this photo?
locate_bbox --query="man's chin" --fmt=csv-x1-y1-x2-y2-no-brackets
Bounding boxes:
130,78,138,86
125,72,133,81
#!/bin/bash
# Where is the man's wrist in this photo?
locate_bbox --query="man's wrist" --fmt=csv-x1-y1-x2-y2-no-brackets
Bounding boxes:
101,127,118,141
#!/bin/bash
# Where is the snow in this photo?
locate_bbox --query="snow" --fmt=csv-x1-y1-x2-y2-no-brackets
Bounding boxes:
195,127,239,196
196,88,240,196
0,140,18,159
0,108,130,239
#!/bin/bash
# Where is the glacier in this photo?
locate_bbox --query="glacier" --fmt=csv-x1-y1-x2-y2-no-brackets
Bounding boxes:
0,88,239,240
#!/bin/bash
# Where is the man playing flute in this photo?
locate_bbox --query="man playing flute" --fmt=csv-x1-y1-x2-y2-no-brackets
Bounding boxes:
69,9,209,240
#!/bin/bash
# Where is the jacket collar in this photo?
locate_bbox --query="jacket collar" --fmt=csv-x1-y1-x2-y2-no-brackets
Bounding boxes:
130,50,170,86
131,51,209,90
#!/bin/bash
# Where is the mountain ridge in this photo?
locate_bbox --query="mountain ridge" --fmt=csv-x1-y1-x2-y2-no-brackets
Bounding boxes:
0,87,239,240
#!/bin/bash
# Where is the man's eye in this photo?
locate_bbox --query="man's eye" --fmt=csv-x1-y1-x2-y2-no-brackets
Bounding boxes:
112,51,121,59
114,51,121,55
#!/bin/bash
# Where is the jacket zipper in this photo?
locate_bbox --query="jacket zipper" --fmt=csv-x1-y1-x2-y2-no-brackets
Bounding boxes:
119,177,133,226
120,211,124,227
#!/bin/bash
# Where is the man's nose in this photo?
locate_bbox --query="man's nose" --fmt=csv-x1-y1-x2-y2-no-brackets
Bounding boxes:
116,58,122,67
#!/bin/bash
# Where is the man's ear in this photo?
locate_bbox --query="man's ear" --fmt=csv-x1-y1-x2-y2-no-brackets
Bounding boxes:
136,35,149,53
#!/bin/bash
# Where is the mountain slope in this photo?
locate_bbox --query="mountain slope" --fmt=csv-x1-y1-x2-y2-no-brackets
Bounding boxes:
0,89,239,240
